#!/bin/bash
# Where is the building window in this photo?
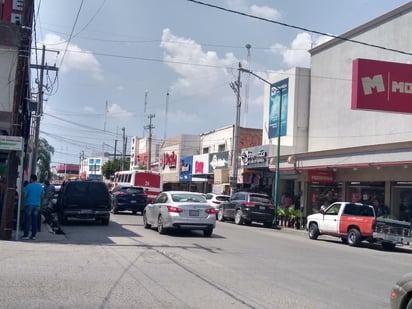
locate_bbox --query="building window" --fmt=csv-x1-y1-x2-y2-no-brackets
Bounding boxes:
203,147,209,154
218,144,225,152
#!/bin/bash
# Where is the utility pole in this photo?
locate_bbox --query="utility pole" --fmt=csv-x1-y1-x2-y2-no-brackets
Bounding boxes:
145,114,155,170
229,62,242,195
121,128,126,170
30,45,45,176
29,45,58,176
114,139,118,160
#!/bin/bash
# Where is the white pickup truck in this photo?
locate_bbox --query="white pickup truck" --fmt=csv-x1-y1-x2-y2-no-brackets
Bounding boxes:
306,202,412,250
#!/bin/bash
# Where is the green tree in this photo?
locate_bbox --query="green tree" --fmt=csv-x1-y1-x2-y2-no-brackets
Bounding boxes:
37,138,54,182
101,158,131,179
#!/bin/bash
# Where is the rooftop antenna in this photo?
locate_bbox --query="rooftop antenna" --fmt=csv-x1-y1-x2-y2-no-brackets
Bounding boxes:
164,90,169,140
143,91,148,137
244,44,251,127
104,100,108,131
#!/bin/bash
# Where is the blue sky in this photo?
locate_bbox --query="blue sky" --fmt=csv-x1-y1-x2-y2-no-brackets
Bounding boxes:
34,0,411,165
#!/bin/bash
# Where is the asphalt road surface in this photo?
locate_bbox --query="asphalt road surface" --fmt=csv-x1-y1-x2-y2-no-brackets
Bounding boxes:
1,213,411,308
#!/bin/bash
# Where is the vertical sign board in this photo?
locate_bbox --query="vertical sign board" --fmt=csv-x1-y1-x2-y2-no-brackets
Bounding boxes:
2,0,23,23
352,58,412,113
268,78,289,138
0,136,24,241
179,156,192,182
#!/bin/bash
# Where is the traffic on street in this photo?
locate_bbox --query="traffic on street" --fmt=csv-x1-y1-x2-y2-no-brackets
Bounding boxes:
1,214,411,309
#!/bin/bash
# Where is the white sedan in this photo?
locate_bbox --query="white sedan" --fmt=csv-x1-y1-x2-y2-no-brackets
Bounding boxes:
143,191,217,236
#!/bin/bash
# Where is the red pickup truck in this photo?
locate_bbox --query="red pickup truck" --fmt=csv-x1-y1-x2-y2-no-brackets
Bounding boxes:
306,202,412,250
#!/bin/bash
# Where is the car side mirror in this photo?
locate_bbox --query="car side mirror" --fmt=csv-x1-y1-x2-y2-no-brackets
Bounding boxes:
320,209,325,214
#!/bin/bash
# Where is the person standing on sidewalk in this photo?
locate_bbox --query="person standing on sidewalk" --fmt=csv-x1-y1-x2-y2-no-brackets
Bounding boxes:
22,174,44,240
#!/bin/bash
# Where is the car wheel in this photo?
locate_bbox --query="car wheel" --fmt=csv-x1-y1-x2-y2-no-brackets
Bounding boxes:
308,223,319,240
234,210,244,225
203,228,213,237
101,218,110,225
263,222,272,228
381,242,396,251
244,220,252,226
132,210,137,215
158,216,166,234
217,209,225,221
112,202,119,214
406,298,412,309
341,237,348,244
347,228,361,246
143,212,151,229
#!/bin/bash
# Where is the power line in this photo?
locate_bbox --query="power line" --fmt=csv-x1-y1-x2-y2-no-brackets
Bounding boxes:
59,0,84,69
186,0,412,57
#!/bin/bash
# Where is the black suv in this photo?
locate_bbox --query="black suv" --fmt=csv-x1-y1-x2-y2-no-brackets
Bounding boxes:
111,185,148,215
55,180,111,225
217,192,275,227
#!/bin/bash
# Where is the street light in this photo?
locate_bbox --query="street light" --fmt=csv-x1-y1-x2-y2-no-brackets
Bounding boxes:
239,68,285,229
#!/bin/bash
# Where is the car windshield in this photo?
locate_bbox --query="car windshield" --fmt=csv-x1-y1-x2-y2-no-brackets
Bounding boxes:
171,193,206,203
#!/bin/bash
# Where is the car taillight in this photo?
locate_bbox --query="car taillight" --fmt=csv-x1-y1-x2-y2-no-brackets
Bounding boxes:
167,206,183,213
117,192,127,197
206,208,217,214
269,204,275,209
212,200,221,204
244,202,256,207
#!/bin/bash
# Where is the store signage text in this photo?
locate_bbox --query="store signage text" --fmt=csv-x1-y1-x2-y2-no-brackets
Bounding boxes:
352,58,412,114
241,149,267,166
161,151,177,169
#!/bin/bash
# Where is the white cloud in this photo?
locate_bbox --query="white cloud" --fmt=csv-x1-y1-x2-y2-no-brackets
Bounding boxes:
269,32,331,68
83,106,95,113
250,5,281,20
160,28,238,96
41,33,103,80
107,103,133,119
226,1,281,20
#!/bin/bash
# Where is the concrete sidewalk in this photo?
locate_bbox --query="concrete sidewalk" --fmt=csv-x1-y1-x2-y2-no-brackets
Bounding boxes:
12,220,66,243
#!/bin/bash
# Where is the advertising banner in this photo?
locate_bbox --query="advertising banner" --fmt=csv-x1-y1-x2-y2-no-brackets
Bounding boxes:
268,79,288,138
352,58,412,113
209,151,229,171
179,156,192,182
192,153,210,175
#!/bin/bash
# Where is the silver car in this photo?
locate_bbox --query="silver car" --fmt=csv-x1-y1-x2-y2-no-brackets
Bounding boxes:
390,272,412,309
143,191,216,236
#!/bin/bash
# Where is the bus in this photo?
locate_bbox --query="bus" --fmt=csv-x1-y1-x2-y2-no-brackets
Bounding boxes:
113,170,162,202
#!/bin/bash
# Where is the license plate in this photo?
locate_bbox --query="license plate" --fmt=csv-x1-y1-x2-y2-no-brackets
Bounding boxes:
80,209,92,214
189,209,199,216
131,200,136,203
259,206,265,210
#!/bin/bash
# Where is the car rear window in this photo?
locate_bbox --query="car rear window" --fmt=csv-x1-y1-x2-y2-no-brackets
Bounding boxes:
343,203,374,216
121,187,144,194
172,194,206,203
216,196,230,202
250,194,271,204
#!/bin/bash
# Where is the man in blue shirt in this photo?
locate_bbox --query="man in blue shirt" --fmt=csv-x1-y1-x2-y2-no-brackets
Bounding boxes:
22,174,44,240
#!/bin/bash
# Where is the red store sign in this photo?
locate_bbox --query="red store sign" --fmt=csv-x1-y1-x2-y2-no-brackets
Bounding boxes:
352,58,412,114
308,170,335,183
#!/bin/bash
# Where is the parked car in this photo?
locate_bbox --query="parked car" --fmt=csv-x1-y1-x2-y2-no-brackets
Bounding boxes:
204,193,230,213
218,192,275,227
55,180,111,225
390,272,412,309
111,185,148,215
143,191,216,236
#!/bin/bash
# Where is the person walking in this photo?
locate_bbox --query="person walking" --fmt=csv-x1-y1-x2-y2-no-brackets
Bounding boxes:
22,174,44,240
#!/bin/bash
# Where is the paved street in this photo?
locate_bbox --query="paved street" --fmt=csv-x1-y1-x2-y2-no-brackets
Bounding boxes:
1,214,411,309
